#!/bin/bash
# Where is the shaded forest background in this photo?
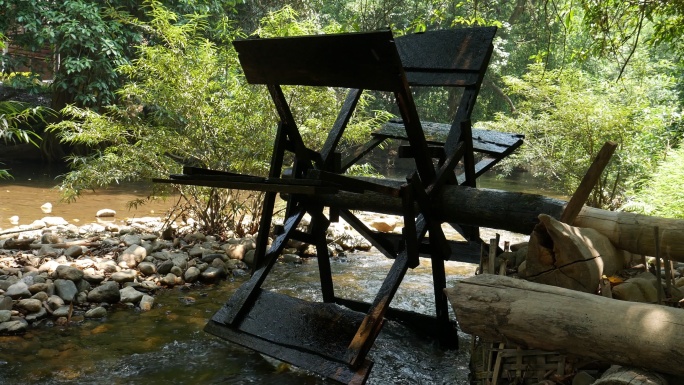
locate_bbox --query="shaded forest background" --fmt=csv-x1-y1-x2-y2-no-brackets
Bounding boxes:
1,0,683,235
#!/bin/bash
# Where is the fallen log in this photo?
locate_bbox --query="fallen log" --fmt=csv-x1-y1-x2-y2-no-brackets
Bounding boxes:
310,184,684,261
445,274,684,377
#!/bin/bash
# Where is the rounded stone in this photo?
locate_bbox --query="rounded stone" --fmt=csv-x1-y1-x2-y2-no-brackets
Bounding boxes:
169,266,183,277
52,306,71,318
54,279,78,303
17,299,42,313
184,267,201,283
200,266,226,283
110,270,137,284
87,281,121,304
137,262,156,276
157,260,174,275
85,306,107,318
139,295,154,312
96,209,116,218
6,281,31,299
55,265,84,282
119,286,144,304
161,273,177,287
30,291,49,302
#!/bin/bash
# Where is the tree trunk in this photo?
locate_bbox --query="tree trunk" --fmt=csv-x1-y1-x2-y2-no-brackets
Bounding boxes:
445,274,684,377
310,184,684,261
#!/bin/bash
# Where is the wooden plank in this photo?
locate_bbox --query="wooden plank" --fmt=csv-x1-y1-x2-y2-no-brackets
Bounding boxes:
374,121,524,156
233,30,403,92
153,177,339,195
321,88,363,170
308,169,401,197
395,27,497,74
205,290,373,385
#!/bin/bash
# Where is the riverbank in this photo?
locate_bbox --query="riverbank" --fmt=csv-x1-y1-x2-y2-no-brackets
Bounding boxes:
0,211,381,335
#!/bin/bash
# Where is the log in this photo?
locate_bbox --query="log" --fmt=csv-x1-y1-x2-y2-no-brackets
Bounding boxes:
594,366,667,385
445,274,684,377
310,184,684,261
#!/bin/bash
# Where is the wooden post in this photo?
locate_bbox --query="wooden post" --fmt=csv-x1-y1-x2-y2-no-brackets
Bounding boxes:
560,141,617,224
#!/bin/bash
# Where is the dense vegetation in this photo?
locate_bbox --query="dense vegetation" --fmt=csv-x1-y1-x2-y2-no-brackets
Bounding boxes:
1,0,683,233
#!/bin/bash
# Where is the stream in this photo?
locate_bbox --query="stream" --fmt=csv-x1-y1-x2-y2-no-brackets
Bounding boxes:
0,254,476,385
0,162,553,384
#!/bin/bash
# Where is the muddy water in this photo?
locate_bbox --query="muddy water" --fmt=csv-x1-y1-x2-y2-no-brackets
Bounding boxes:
0,254,475,385
0,163,177,228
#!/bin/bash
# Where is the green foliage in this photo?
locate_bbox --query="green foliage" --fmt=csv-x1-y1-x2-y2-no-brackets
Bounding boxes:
0,100,57,178
0,0,240,110
484,63,682,209
50,4,389,236
624,144,684,219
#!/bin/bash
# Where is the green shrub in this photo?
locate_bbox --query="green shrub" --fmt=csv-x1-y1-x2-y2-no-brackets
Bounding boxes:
50,4,389,236
484,63,682,209
623,145,684,218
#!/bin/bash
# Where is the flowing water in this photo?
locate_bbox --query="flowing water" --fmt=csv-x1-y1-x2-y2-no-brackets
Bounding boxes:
0,162,553,384
0,254,476,385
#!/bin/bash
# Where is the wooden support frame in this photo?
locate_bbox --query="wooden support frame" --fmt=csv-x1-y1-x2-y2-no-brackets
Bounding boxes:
152,27,512,385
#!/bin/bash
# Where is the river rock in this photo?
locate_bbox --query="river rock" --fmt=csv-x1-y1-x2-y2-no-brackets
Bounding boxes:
46,295,65,311
41,202,52,214
0,319,27,333
85,306,107,318
41,232,62,244
41,217,69,227
55,265,84,281
171,252,189,270
222,238,256,260
28,282,48,294
118,245,147,268
184,232,206,243
119,286,144,304
201,253,225,264
76,279,91,293
369,217,397,233
161,273,178,287
138,280,158,293
36,245,60,258
184,266,201,283
87,281,120,303
52,306,71,318
63,245,84,258
17,299,42,313
0,296,12,311
169,265,183,277
157,260,174,275
243,249,255,266
25,307,47,322
139,295,154,311
38,259,60,274
0,310,11,322
83,267,105,284
54,279,78,303
97,260,118,274
282,254,302,264
137,262,156,276
0,280,13,292
111,270,137,283
200,266,225,283
6,281,31,299
31,291,48,302
121,234,142,247
96,209,116,218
